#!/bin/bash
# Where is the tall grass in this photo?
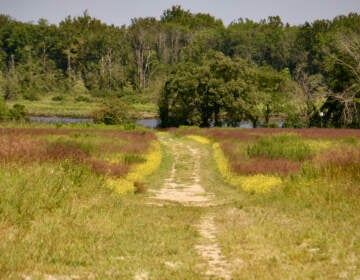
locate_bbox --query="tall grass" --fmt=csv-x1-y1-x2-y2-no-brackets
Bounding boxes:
0,128,156,179
0,127,166,278
247,133,313,161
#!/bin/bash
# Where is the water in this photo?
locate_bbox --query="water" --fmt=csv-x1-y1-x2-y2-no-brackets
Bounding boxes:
136,119,160,128
135,119,284,129
29,116,283,129
29,116,93,124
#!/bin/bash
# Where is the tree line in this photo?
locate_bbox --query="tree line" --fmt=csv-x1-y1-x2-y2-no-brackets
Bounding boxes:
0,6,359,127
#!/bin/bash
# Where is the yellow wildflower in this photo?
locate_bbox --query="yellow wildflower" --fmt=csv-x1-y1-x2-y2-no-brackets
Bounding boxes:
107,140,162,194
212,142,282,193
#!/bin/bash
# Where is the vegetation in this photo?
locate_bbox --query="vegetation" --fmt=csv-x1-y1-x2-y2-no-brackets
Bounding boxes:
0,7,359,126
1,3,360,278
171,127,360,278
0,124,359,278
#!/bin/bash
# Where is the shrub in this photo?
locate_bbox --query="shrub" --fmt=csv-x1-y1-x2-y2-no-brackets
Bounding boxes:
52,95,65,102
263,121,279,128
92,100,134,125
9,104,28,121
74,95,91,103
23,90,40,101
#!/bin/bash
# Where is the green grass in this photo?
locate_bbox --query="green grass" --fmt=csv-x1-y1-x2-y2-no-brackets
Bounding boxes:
0,163,205,279
6,95,102,117
5,92,158,119
0,129,206,279
170,128,360,279
247,133,313,161
1,127,359,279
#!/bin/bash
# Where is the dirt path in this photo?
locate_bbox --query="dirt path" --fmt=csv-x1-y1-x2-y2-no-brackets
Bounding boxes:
148,134,232,279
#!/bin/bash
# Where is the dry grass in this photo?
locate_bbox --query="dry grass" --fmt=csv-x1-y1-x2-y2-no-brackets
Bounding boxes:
314,148,360,182
232,158,302,176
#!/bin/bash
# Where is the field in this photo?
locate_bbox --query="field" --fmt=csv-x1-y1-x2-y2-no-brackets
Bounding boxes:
6,92,158,119
0,125,360,279
176,127,360,278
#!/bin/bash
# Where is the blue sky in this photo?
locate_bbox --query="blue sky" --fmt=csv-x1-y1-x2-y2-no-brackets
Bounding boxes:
0,0,359,26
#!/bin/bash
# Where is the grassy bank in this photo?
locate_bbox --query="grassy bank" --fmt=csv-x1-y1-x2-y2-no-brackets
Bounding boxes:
5,91,158,119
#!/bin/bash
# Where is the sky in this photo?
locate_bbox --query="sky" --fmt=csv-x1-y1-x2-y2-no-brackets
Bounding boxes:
0,0,359,27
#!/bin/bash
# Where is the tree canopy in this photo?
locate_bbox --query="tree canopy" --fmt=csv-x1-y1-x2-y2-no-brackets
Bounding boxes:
0,7,359,127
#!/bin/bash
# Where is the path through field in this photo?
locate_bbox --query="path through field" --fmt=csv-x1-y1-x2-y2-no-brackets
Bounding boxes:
147,134,232,280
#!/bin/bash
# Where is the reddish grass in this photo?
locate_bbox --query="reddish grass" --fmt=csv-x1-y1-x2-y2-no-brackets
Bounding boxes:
90,160,130,177
251,128,360,139
219,142,302,176
315,148,360,179
0,128,156,178
175,127,360,141
0,135,46,163
44,141,89,163
232,158,302,176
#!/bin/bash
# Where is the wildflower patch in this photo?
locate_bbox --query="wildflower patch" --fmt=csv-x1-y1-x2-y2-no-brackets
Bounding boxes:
213,142,282,193
186,135,211,145
107,140,162,194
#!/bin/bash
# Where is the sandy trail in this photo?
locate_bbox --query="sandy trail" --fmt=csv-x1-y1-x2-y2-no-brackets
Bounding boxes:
148,135,232,279
150,138,214,206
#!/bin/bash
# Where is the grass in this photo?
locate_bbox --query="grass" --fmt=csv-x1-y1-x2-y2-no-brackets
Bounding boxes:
0,126,209,279
0,163,203,278
1,125,360,279
6,91,158,119
247,133,313,161
6,95,102,117
173,127,360,279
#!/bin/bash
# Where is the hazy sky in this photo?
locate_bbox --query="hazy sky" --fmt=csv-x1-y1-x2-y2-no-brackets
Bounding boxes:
0,0,359,26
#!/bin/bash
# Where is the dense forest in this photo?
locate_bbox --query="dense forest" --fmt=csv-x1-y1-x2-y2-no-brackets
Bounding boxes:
0,6,359,127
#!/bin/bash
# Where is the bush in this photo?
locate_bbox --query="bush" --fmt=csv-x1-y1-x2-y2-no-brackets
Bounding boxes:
247,133,313,161
91,100,134,125
74,95,91,103
9,104,28,121
52,95,65,102
23,90,40,101
282,114,306,128
263,121,279,128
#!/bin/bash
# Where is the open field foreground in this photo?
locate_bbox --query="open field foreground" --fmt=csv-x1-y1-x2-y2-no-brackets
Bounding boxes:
0,127,360,279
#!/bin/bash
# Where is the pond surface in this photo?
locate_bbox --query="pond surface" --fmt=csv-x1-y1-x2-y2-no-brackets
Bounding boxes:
29,116,283,129
29,116,93,124
136,118,160,128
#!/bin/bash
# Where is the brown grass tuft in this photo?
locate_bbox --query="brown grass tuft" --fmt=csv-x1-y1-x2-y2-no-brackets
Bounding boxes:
134,181,146,194
232,158,302,176
315,148,360,180
90,160,130,177
44,141,89,163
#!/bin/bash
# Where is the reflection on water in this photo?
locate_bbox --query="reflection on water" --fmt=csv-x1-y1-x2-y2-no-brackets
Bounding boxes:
29,116,93,124
136,119,160,128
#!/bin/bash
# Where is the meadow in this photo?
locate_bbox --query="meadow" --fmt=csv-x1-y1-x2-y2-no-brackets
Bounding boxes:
176,127,360,278
0,125,167,278
1,125,360,279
